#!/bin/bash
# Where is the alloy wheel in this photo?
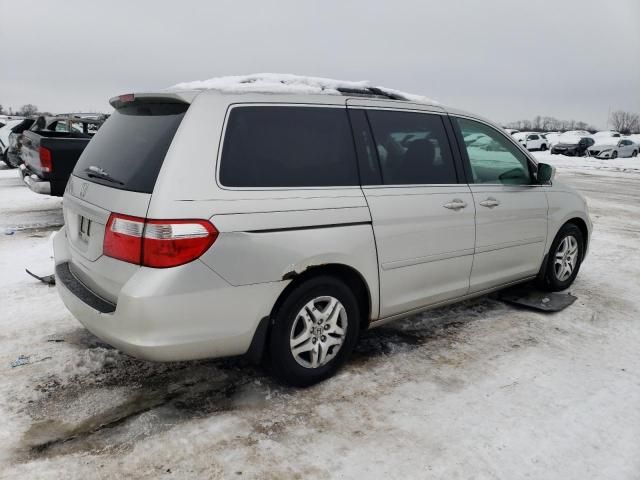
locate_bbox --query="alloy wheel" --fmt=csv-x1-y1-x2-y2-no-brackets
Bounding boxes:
554,235,579,282
289,296,347,368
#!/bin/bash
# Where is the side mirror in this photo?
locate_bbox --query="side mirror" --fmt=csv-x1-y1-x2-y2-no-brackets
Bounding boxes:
537,162,555,184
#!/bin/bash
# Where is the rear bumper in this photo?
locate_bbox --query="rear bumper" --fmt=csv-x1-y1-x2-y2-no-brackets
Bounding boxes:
53,227,285,362
19,164,51,195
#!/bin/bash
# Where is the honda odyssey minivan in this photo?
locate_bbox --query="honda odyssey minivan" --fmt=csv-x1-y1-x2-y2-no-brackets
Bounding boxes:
53,78,591,386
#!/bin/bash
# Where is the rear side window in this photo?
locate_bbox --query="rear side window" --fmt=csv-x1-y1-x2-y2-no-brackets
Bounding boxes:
74,103,187,193
366,110,457,185
220,106,358,188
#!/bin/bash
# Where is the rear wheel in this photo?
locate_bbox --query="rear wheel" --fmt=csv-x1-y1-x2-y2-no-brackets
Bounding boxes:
540,144,547,151
632,150,638,157
269,276,360,387
538,223,584,291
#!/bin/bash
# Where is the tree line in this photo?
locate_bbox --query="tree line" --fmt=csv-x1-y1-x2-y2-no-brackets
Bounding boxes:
0,104,50,117
506,111,640,134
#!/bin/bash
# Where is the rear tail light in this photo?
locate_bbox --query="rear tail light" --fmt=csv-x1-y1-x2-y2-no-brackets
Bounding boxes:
143,220,217,268
39,146,52,172
104,214,144,264
103,214,218,268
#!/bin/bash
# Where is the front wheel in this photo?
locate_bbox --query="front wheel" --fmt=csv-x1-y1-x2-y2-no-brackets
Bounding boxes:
540,144,547,151
538,223,584,291
612,151,618,159
632,150,638,157
269,276,360,387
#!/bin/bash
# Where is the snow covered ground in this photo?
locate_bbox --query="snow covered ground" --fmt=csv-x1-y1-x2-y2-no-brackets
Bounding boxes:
536,150,640,175
1,156,639,479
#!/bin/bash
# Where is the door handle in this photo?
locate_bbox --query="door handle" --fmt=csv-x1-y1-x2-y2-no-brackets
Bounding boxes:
443,199,468,210
479,197,500,208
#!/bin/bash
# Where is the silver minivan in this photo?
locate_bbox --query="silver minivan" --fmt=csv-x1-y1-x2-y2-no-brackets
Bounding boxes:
53,82,591,386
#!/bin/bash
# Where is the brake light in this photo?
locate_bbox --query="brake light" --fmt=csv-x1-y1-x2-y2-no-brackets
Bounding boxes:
104,214,144,264
118,93,135,103
39,146,52,172
103,214,218,268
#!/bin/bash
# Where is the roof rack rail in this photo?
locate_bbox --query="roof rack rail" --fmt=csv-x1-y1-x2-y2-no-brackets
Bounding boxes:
336,87,405,101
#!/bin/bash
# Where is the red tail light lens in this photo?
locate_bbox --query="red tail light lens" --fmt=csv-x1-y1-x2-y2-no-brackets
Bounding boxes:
143,219,217,268
104,214,144,264
39,146,52,172
103,214,218,268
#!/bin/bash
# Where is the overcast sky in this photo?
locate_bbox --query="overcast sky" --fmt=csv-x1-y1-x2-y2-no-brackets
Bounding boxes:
1,0,639,128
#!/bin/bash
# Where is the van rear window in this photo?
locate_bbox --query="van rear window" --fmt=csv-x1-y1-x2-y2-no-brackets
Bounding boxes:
219,106,358,188
73,103,187,193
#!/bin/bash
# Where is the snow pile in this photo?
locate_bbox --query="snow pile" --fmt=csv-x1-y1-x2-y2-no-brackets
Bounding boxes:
166,73,439,104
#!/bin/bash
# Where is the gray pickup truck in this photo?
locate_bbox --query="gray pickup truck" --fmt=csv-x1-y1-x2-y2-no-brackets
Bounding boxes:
19,116,104,196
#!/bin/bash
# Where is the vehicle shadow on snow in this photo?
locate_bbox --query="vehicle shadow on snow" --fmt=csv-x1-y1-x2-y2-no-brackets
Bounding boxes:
17,296,505,461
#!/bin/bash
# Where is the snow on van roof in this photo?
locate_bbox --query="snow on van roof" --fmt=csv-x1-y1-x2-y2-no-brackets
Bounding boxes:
166,73,439,105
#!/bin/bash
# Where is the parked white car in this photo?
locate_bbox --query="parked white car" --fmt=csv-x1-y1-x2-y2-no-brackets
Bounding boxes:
592,130,621,140
504,128,520,135
0,119,24,160
588,138,638,159
513,131,549,151
626,134,640,146
52,75,592,386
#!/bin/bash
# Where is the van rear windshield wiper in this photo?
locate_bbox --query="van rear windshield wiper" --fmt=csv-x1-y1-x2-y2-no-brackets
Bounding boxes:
84,166,124,185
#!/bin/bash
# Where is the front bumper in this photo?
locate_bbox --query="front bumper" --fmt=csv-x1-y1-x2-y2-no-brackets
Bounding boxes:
53,227,285,362
19,164,51,195
551,148,577,156
588,150,612,159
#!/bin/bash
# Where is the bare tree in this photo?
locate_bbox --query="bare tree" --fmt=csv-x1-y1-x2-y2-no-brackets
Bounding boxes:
532,116,542,131
609,110,640,134
19,104,39,116
0,104,5,115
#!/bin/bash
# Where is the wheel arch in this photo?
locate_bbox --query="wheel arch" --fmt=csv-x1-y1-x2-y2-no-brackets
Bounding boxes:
273,263,373,331
564,217,589,255
244,263,374,365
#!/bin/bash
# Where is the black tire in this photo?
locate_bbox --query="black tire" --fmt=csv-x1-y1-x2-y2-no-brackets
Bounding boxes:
269,275,360,387
540,144,547,151
537,223,584,292
612,151,618,159
632,150,638,158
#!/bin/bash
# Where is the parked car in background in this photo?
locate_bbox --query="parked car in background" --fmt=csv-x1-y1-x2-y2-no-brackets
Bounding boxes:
593,130,621,140
550,134,595,156
513,132,548,151
544,132,562,148
52,79,591,386
0,119,24,162
0,115,24,128
588,138,638,159
4,118,35,168
504,128,520,135
626,134,640,146
19,116,104,195
563,130,591,137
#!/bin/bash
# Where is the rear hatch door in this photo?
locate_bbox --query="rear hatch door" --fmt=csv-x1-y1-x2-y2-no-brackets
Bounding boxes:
63,99,189,303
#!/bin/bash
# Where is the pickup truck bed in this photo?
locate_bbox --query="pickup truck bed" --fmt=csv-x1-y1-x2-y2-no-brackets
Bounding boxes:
20,130,93,196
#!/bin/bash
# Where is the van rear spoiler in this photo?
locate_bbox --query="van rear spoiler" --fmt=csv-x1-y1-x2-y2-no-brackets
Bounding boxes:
109,91,197,109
